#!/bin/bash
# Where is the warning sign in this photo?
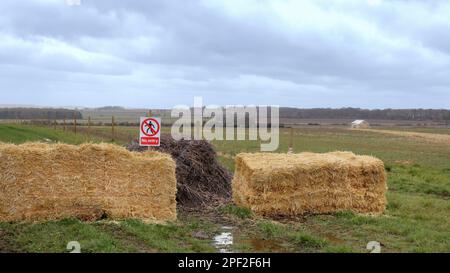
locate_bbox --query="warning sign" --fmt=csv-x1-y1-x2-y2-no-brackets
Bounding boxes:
139,117,161,146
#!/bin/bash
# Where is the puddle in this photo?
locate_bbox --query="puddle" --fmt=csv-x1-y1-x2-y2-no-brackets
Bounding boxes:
213,226,290,253
213,226,234,253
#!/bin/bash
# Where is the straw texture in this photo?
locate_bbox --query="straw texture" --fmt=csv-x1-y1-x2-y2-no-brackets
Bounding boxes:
232,152,387,216
0,142,177,222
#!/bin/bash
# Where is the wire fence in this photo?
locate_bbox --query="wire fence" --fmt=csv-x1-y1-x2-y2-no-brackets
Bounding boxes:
1,109,284,146
6,114,144,143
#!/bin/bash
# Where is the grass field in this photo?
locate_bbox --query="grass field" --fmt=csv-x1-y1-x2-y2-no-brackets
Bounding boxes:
0,124,96,144
375,126,450,135
0,124,449,253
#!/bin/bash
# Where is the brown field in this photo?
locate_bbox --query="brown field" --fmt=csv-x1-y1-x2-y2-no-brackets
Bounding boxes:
353,128,450,145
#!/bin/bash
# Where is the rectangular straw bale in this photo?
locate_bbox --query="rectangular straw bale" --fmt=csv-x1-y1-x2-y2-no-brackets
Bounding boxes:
0,142,177,222
232,152,387,216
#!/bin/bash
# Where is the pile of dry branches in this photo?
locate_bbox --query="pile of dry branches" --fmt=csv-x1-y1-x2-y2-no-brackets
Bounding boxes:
126,134,232,208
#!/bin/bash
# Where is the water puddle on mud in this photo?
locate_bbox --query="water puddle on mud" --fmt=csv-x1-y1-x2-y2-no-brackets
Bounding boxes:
213,226,290,253
213,226,234,253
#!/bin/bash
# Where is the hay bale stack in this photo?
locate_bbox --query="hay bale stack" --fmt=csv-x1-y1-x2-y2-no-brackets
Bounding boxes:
0,142,177,222
126,134,232,208
232,152,387,216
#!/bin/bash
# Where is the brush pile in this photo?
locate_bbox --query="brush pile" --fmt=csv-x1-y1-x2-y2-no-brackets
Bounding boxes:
0,143,177,222
126,134,232,208
233,152,387,216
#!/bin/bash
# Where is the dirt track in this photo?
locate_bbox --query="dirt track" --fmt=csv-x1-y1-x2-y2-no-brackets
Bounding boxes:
352,129,450,145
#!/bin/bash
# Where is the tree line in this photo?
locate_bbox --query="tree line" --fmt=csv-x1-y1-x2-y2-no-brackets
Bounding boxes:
0,108,83,120
1,107,449,122
279,107,450,121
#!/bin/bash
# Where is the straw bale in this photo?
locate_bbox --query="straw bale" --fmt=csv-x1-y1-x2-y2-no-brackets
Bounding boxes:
232,152,387,216
0,142,177,222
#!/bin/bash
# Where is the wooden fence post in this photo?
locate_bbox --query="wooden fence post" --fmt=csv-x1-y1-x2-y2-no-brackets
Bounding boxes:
74,112,77,134
63,116,66,131
288,127,293,154
111,115,115,141
54,111,57,130
88,116,91,137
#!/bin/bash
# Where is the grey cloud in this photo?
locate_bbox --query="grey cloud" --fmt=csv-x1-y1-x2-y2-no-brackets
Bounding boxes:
0,0,449,108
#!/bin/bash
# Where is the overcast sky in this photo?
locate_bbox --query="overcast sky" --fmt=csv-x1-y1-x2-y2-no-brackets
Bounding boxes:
0,0,449,109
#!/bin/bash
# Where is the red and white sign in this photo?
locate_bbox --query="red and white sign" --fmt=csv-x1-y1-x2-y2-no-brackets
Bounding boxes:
139,117,161,146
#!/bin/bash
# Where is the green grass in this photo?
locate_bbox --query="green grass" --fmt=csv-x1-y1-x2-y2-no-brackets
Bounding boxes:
255,220,329,251
212,127,450,169
0,124,96,144
291,232,328,248
119,219,217,253
302,190,450,252
0,124,449,252
211,126,449,253
0,218,219,253
387,164,449,197
218,205,253,219
0,219,132,253
257,221,286,237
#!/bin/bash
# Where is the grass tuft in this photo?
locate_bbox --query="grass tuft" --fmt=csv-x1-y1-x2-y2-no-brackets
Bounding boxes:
257,221,286,238
218,205,253,219
290,232,328,248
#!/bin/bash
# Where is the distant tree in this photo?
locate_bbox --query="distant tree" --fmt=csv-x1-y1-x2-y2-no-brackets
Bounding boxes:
279,107,450,121
0,108,82,120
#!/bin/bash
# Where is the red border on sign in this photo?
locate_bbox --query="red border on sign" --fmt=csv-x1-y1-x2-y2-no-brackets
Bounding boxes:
140,118,160,137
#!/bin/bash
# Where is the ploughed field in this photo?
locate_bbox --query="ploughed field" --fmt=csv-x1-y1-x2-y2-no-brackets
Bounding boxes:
0,124,449,253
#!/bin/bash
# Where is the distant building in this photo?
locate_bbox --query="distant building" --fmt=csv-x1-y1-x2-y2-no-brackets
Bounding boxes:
351,120,370,129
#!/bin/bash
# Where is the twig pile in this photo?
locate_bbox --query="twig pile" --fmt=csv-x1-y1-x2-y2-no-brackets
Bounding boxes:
126,134,232,208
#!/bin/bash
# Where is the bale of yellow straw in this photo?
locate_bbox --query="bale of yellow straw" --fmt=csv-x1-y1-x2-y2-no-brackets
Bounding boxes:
0,142,177,222
232,152,387,216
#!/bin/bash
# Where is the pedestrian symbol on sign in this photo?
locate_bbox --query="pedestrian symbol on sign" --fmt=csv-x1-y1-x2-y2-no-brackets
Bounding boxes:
145,120,155,134
139,117,161,146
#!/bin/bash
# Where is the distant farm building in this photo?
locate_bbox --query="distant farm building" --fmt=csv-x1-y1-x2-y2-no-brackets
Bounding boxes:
351,120,370,129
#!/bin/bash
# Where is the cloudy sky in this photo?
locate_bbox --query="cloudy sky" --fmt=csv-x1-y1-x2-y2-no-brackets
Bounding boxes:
0,0,449,109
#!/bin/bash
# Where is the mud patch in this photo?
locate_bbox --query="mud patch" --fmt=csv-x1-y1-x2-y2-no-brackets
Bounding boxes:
324,233,345,244
236,236,290,252
0,228,21,253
